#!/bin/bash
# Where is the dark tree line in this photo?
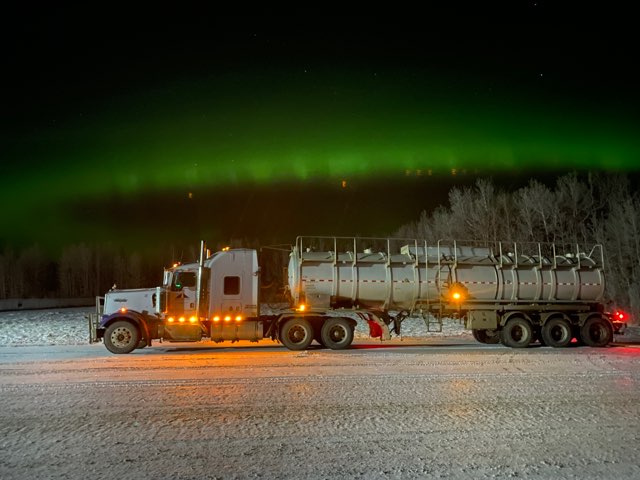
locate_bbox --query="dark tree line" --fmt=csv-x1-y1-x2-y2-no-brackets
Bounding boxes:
394,172,640,322
0,243,163,300
0,238,289,303
1,172,638,322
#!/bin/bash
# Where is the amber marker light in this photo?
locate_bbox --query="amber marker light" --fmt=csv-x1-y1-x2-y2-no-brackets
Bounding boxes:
189,316,197,323
119,307,127,313
235,315,242,322
297,304,306,312
448,282,467,302
178,316,186,323
168,317,175,323
224,315,232,322
213,316,220,322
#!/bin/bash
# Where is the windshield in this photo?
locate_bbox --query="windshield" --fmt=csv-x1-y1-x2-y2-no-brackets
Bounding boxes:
172,271,196,291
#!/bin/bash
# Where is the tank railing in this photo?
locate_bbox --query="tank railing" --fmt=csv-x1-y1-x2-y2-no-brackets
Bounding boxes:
296,236,605,269
586,244,605,270
296,235,416,260
538,243,543,269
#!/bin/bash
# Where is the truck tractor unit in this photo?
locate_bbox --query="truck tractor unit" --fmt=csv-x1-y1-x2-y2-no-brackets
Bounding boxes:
89,236,626,354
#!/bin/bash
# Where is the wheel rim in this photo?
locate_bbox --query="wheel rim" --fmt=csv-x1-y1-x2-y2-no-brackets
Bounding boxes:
549,324,570,343
587,324,605,342
287,325,309,345
327,324,349,345
110,326,133,348
505,319,532,347
512,326,525,342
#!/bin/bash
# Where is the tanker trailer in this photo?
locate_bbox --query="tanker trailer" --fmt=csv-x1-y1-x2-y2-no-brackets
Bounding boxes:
288,236,620,348
91,236,622,354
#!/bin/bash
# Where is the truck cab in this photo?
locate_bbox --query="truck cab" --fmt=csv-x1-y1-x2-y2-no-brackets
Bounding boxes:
164,263,198,318
93,246,263,353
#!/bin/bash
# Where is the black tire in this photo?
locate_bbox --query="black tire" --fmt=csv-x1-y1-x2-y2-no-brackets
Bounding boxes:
280,318,314,350
313,324,326,348
321,317,354,350
472,329,500,344
501,317,533,348
541,317,573,348
580,316,613,347
104,320,140,354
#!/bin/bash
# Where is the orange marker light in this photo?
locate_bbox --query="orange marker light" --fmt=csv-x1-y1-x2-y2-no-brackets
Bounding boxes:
235,315,242,322
178,316,186,323
168,317,175,323
224,315,232,322
448,282,467,302
213,316,220,322
189,316,197,323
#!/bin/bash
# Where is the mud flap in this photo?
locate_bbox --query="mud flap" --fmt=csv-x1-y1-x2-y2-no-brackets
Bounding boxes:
365,313,391,340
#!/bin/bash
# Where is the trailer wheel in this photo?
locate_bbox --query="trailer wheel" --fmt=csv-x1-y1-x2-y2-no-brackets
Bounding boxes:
472,329,500,344
580,316,613,347
501,317,533,348
541,318,572,348
280,318,314,350
104,320,140,354
321,317,354,350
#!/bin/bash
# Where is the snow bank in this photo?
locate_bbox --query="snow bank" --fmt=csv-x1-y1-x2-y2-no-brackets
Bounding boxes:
0,307,93,346
0,306,467,347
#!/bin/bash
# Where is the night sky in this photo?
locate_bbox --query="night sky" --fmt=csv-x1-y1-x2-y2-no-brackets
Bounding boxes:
2,6,639,252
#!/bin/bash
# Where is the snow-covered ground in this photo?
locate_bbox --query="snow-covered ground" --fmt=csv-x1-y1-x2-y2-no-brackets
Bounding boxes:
0,307,468,347
1,308,640,479
0,307,94,346
2,338,640,479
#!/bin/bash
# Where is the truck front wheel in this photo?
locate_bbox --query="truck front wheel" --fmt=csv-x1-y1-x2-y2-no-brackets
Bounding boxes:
321,317,354,350
104,320,140,354
280,318,314,350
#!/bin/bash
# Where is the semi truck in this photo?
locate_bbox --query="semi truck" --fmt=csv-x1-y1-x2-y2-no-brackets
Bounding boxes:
89,236,626,354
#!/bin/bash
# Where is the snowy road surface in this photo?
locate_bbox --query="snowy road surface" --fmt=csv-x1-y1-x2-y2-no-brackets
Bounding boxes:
1,308,639,479
1,341,640,480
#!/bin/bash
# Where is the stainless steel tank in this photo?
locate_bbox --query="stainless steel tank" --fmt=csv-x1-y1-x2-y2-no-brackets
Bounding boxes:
288,237,605,311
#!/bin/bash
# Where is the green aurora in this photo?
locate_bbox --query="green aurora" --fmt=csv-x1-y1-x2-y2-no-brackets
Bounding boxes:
2,69,639,249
